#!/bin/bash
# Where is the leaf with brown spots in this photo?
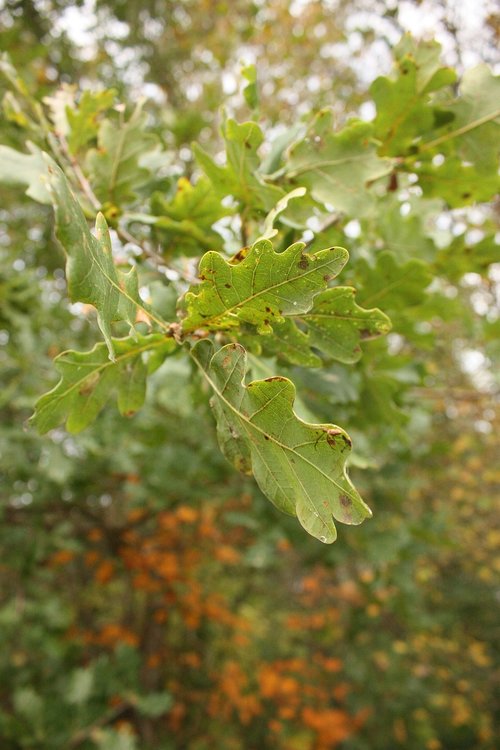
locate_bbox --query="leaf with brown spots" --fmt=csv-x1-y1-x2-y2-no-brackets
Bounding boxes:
192,340,371,543
32,334,178,434
242,286,391,366
181,238,348,336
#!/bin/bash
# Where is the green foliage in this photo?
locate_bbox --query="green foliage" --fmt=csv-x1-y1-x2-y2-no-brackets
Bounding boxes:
32,334,178,434
192,340,371,543
181,239,349,334
0,14,499,750
0,33,498,545
285,113,393,215
193,118,284,211
85,102,160,206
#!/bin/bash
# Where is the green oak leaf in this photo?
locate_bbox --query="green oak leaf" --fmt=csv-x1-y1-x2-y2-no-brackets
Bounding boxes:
32,334,177,434
85,101,159,205
241,63,258,110
192,340,372,543
370,57,455,156
351,251,433,311
181,238,348,334
258,187,307,240
66,88,117,153
193,118,284,212
284,111,393,216
422,65,500,173
394,35,456,94
371,38,456,155
44,156,159,357
374,201,437,262
0,142,51,204
142,175,230,255
415,158,500,207
244,287,391,366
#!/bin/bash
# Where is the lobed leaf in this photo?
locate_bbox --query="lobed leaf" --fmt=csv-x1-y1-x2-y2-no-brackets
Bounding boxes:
43,157,162,357
66,89,117,153
371,36,456,155
144,176,230,255
352,251,433,311
181,238,349,335
32,334,177,434
284,111,393,216
192,340,372,543
85,101,159,205
244,287,392,366
421,65,500,172
193,118,284,212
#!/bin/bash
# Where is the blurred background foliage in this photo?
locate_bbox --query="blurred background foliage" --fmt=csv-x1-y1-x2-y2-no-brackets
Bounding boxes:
1,0,499,748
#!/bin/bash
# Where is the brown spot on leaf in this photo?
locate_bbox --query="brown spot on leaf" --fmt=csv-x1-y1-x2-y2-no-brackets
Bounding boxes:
79,372,100,396
233,248,248,263
265,306,272,313
225,283,231,288
323,274,333,283
359,329,372,340
326,428,343,447
298,257,309,270
339,494,350,508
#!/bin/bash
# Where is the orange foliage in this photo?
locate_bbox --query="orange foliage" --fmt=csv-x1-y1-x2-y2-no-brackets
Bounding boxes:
58,494,367,747
48,549,75,567
302,706,354,748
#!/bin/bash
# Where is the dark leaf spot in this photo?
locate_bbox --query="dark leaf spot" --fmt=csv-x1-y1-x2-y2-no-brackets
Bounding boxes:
326,428,343,447
298,257,309,270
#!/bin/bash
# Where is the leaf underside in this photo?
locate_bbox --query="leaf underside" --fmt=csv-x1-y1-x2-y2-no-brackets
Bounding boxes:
32,334,177,434
192,340,372,543
43,156,150,357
